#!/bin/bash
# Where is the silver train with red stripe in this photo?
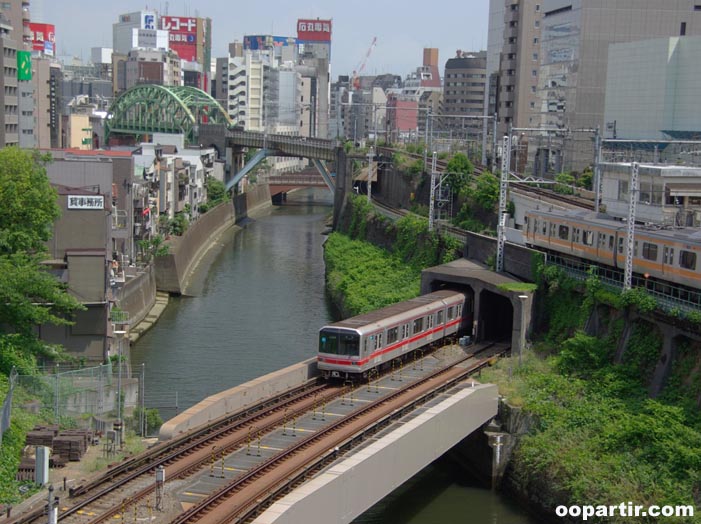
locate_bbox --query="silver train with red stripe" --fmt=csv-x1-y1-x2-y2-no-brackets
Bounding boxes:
317,290,472,380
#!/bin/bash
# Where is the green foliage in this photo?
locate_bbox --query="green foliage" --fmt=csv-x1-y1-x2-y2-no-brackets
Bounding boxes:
444,153,473,195
347,194,374,240
128,406,163,435
620,287,658,314
553,172,575,195
324,233,421,316
496,283,537,293
0,148,60,256
206,177,227,205
137,234,170,263
407,158,424,176
472,171,499,212
577,168,593,190
169,212,189,236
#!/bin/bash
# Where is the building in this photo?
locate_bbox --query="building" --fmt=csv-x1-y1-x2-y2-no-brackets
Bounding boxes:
296,18,332,138
533,0,701,170
160,15,212,90
386,94,418,142
124,48,181,88
486,0,542,139
442,50,487,139
113,11,157,55
604,36,701,141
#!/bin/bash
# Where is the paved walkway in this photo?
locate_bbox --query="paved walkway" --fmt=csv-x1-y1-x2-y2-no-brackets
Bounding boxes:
129,292,169,343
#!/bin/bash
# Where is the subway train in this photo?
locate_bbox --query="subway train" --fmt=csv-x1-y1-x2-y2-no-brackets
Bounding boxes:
525,209,701,291
317,290,472,380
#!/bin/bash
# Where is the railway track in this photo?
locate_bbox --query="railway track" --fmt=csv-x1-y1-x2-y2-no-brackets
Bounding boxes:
169,342,507,524
8,380,344,524
377,146,595,211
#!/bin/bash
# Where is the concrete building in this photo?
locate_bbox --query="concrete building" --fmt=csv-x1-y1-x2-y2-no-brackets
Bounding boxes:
443,50,487,139
486,0,542,138
296,19,332,138
124,48,181,89
0,6,20,148
604,36,701,141
533,0,701,170
113,11,158,55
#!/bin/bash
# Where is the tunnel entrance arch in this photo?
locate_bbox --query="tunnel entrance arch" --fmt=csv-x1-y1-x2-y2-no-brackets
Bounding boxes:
478,289,513,343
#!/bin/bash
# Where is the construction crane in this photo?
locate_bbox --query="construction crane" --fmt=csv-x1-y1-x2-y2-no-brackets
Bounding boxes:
352,36,377,90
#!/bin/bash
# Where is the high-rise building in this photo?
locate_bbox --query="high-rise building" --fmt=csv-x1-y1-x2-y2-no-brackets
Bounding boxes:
113,11,157,55
296,18,332,138
0,13,18,147
443,50,487,138
533,0,701,170
486,0,542,139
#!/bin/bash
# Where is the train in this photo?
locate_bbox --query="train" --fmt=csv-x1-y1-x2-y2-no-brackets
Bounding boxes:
317,289,472,380
524,208,701,291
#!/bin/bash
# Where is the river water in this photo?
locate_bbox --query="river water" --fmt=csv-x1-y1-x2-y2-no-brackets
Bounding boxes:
131,188,536,524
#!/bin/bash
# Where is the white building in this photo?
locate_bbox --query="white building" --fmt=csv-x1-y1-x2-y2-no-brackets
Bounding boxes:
113,11,157,55
605,36,701,141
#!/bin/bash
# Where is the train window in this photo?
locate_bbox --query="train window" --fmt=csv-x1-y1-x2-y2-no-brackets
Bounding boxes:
427,315,434,329
634,240,639,256
618,237,624,254
583,230,594,246
542,221,547,235
642,242,658,261
447,306,454,320
550,223,556,236
598,233,606,248
573,228,581,243
405,323,411,338
457,304,463,316
609,236,614,250
413,318,424,334
387,327,398,344
319,330,359,357
558,225,569,240
664,247,674,265
437,310,444,324
377,333,382,349
680,250,697,270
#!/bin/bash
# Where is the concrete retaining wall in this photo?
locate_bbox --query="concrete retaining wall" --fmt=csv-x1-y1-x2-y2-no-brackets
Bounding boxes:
118,265,156,327
159,358,319,440
464,231,543,282
155,185,272,294
254,383,498,524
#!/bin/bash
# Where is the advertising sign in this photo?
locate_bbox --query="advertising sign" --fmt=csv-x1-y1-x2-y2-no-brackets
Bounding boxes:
17,51,31,80
243,35,296,50
68,195,105,210
29,23,56,55
161,16,198,61
142,12,156,30
297,19,332,42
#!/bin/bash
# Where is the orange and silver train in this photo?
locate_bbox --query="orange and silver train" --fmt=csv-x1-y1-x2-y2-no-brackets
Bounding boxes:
525,209,701,290
317,290,472,380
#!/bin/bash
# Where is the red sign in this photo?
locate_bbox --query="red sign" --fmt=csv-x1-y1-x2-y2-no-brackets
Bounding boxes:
29,23,55,53
297,19,332,42
161,16,198,62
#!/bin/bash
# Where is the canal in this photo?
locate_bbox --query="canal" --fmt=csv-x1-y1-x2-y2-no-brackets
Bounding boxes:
131,188,536,523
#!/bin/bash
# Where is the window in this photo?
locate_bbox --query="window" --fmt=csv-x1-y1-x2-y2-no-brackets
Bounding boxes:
618,237,624,254
532,69,538,77
413,318,424,334
535,20,540,28
680,250,697,270
387,326,398,344
583,230,594,246
573,228,581,243
533,37,539,44
642,242,658,261
536,4,541,11
557,226,570,240
681,21,687,36
319,330,360,357
664,246,674,265
447,306,455,320
609,235,614,250
532,53,538,61
437,310,444,324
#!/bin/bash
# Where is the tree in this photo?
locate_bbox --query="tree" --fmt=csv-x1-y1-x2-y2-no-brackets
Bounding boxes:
0,149,83,374
444,153,473,196
0,148,60,255
472,171,500,212
554,172,576,195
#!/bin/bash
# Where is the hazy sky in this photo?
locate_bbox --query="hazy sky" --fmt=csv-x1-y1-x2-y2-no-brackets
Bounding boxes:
36,0,489,78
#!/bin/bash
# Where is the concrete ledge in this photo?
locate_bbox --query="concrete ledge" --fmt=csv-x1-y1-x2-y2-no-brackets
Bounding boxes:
159,358,319,440
254,383,498,524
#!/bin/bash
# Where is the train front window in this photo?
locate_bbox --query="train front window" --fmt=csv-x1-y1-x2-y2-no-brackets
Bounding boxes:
319,330,359,357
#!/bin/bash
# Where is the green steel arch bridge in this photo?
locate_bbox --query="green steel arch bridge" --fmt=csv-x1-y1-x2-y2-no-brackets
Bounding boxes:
104,84,233,144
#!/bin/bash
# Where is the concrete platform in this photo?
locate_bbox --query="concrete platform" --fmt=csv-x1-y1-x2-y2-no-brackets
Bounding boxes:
158,358,318,440
253,381,498,524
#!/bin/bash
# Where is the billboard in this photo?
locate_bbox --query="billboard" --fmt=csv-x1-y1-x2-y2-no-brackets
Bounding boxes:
243,35,296,50
161,16,198,62
29,23,55,56
297,19,332,42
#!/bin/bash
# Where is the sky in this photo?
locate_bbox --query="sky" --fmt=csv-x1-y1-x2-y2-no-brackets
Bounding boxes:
36,0,489,78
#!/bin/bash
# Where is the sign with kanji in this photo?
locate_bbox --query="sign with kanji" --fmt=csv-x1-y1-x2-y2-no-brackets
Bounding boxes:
161,15,198,61
29,23,56,55
68,195,104,210
297,19,332,42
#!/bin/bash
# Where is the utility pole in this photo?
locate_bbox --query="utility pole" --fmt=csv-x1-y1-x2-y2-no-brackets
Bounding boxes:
624,162,639,290
492,113,498,171
367,147,374,203
594,126,602,213
496,134,511,273
428,152,437,232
